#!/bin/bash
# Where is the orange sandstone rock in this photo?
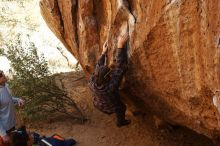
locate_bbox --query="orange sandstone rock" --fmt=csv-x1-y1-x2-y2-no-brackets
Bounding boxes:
40,0,220,139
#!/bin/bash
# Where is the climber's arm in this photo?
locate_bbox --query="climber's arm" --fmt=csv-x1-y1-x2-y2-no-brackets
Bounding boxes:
95,41,108,72
115,33,129,69
109,33,129,90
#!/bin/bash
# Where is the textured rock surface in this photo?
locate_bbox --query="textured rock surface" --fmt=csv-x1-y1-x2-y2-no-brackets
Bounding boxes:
40,0,220,138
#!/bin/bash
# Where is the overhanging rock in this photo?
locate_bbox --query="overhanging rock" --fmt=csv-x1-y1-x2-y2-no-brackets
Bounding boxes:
40,0,220,139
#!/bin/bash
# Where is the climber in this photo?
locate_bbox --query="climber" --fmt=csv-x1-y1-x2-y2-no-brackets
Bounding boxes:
88,32,130,127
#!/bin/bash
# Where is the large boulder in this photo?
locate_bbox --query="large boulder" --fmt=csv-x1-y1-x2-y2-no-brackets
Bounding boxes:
40,0,220,139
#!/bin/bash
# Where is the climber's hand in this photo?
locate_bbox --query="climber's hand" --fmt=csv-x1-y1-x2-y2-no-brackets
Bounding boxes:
117,33,129,48
102,41,108,54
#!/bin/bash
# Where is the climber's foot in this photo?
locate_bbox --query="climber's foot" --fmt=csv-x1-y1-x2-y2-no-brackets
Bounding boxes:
117,120,131,127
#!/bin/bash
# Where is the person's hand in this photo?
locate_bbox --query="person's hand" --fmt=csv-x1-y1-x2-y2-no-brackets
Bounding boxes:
102,41,108,54
17,98,25,106
117,33,129,48
2,135,9,143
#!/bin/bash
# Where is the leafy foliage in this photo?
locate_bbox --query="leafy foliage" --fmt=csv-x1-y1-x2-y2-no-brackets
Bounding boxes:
0,34,85,122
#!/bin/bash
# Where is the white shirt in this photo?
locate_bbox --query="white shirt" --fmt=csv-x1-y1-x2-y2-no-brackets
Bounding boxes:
0,84,19,136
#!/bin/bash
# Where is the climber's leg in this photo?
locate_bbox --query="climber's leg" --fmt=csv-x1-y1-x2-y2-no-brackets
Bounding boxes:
115,100,130,127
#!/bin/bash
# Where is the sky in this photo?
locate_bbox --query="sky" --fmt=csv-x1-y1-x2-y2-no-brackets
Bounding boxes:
0,56,10,72
0,0,77,74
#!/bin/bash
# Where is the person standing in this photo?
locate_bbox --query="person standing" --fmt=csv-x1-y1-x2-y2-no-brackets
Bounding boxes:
0,70,24,145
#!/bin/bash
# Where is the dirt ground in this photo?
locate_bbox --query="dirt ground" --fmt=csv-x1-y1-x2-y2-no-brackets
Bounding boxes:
24,71,215,146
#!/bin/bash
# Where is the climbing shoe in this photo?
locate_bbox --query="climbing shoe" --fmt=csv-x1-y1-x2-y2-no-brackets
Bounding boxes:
117,120,131,127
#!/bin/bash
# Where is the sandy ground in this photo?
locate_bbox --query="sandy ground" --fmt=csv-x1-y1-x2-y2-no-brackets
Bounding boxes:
23,71,215,146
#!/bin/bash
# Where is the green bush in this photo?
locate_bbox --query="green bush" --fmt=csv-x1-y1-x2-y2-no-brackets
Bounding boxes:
0,34,85,122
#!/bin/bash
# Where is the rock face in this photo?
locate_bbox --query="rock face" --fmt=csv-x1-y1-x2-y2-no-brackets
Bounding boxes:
40,0,220,139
